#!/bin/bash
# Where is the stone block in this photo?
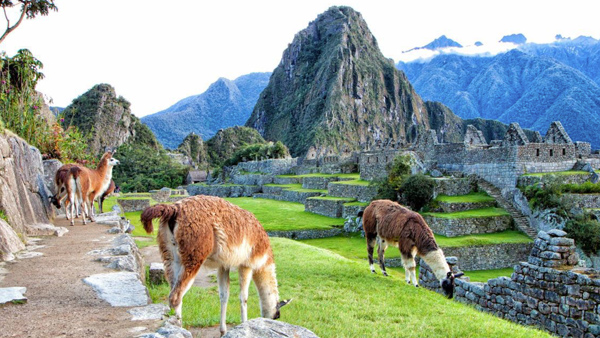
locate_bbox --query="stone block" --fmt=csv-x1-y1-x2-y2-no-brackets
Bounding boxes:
549,237,575,246
149,262,166,285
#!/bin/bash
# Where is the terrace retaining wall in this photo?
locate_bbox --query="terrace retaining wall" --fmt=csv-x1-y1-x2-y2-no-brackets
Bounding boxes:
267,228,343,240
186,184,261,198
420,230,600,337
423,214,513,237
327,183,377,203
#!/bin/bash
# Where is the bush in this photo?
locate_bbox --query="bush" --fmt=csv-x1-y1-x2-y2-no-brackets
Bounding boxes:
370,178,397,201
400,174,434,211
564,216,600,255
522,176,563,211
561,181,600,194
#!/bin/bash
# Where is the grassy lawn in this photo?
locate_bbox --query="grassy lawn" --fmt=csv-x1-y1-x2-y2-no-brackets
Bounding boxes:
466,268,514,283
521,170,589,177
435,192,495,203
344,201,369,207
277,173,360,179
147,238,549,337
225,197,344,231
307,196,356,202
422,207,509,219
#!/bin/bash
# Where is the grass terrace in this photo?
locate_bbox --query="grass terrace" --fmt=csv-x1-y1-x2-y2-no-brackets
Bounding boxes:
225,197,344,231
435,192,495,203
329,178,370,186
422,207,509,219
307,196,356,202
343,201,369,207
147,238,549,337
276,173,360,180
263,183,327,194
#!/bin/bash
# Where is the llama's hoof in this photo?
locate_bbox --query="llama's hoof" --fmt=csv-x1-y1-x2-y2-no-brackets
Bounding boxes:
383,271,388,277
415,284,419,288
371,270,376,274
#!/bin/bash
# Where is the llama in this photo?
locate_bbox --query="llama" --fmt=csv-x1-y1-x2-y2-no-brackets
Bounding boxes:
141,195,291,336
361,199,463,298
50,164,82,224
50,152,119,225
75,151,120,222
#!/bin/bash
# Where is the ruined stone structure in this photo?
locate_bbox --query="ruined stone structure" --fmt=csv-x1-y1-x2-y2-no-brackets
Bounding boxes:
359,121,599,189
420,230,600,337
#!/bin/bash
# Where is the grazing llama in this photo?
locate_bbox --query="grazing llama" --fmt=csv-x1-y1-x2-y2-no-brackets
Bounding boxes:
141,195,291,336
361,199,463,298
49,164,81,224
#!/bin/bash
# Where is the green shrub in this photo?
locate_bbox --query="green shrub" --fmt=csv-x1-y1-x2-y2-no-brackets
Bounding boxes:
522,176,563,211
564,216,600,254
400,174,434,211
370,178,397,201
561,181,600,194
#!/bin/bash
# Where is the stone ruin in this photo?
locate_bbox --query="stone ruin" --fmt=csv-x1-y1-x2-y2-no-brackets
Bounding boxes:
420,230,600,337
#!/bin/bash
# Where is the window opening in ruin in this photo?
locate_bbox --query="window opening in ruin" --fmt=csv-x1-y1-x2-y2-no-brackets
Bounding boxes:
536,149,540,156
550,149,554,156
562,148,566,156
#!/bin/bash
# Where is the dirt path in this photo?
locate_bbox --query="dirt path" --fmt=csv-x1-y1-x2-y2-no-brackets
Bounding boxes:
0,217,162,338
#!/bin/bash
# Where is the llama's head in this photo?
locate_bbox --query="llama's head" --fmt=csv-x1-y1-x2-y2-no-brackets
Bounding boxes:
101,152,120,167
272,299,292,320
440,271,464,299
49,194,61,208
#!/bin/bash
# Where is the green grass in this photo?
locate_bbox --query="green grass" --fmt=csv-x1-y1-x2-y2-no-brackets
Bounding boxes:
522,170,589,177
264,183,327,194
465,268,514,283
422,207,509,219
117,197,153,201
124,210,158,248
435,231,532,247
225,198,344,231
147,238,549,337
435,192,495,203
277,173,360,179
343,201,369,207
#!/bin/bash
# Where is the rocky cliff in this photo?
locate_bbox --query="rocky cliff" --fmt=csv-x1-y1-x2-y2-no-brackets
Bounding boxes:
61,84,141,155
245,6,464,157
0,130,58,261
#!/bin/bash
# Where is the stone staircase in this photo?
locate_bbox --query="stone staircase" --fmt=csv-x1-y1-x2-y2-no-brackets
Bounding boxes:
476,179,538,239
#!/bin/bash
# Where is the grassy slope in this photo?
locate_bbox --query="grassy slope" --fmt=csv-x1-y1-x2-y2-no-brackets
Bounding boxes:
263,183,327,194
225,197,344,231
422,207,509,219
521,170,588,177
148,238,549,337
435,192,495,203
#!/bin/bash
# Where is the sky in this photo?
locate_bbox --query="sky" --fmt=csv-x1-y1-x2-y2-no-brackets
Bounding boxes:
1,0,599,118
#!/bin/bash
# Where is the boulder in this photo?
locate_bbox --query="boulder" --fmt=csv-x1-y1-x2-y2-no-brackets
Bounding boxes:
0,287,27,304
0,219,25,261
223,318,319,338
83,271,149,307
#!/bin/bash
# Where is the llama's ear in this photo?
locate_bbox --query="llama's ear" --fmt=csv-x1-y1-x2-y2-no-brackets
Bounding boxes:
454,272,464,278
276,299,292,310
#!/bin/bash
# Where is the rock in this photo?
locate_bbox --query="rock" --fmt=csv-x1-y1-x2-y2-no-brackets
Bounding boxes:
223,318,319,338
26,223,68,237
0,219,26,261
0,287,27,304
83,271,149,307
430,169,443,178
15,251,43,259
128,303,169,321
107,226,123,234
590,172,600,184
95,213,122,225
547,229,567,237
149,263,166,285
446,256,458,265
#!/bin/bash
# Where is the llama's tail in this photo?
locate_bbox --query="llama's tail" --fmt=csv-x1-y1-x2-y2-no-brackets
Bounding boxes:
140,204,178,234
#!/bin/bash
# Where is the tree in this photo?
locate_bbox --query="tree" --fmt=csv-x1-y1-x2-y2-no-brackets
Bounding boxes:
1,0,57,45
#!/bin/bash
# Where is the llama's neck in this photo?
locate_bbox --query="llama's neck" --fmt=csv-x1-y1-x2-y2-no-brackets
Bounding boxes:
421,249,451,281
254,263,279,318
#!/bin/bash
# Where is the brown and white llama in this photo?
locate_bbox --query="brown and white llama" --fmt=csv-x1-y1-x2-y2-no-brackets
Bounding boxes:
50,152,119,225
361,199,463,298
50,164,82,224
75,151,120,222
141,195,291,336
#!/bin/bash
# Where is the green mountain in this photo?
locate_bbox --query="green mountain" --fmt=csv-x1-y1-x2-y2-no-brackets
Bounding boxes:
245,6,464,157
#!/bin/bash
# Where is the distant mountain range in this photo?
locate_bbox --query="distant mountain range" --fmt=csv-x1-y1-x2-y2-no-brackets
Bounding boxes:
397,35,600,148
141,72,271,149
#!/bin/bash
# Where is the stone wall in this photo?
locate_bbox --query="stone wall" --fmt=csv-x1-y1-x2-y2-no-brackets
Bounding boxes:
383,243,532,271
305,198,352,218
517,173,591,187
342,204,366,219
302,176,338,190
435,200,496,213
231,173,275,186
423,215,513,237
432,177,475,197
327,183,377,203
0,132,56,261
420,230,600,337
234,158,298,175
186,184,261,198
562,193,600,209
117,198,151,212
359,149,399,180
267,228,343,240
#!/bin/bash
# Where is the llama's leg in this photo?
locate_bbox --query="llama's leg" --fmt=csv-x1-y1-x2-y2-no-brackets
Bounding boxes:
401,251,418,287
169,262,201,321
377,237,389,277
217,267,231,336
366,232,377,273
238,266,252,323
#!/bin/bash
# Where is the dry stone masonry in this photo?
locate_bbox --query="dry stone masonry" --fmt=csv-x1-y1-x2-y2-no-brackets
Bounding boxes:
420,230,600,337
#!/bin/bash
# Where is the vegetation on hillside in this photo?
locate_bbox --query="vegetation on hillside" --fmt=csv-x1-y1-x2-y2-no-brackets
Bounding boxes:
205,126,266,167
177,132,208,168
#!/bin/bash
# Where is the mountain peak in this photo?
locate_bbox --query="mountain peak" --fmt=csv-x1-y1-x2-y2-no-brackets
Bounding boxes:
500,33,527,44
403,35,462,53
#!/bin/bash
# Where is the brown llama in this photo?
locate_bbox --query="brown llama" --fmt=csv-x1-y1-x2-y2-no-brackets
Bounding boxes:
141,195,291,336
75,151,120,223
361,199,463,298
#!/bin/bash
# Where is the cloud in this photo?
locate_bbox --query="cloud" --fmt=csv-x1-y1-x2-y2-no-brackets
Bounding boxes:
396,42,519,63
